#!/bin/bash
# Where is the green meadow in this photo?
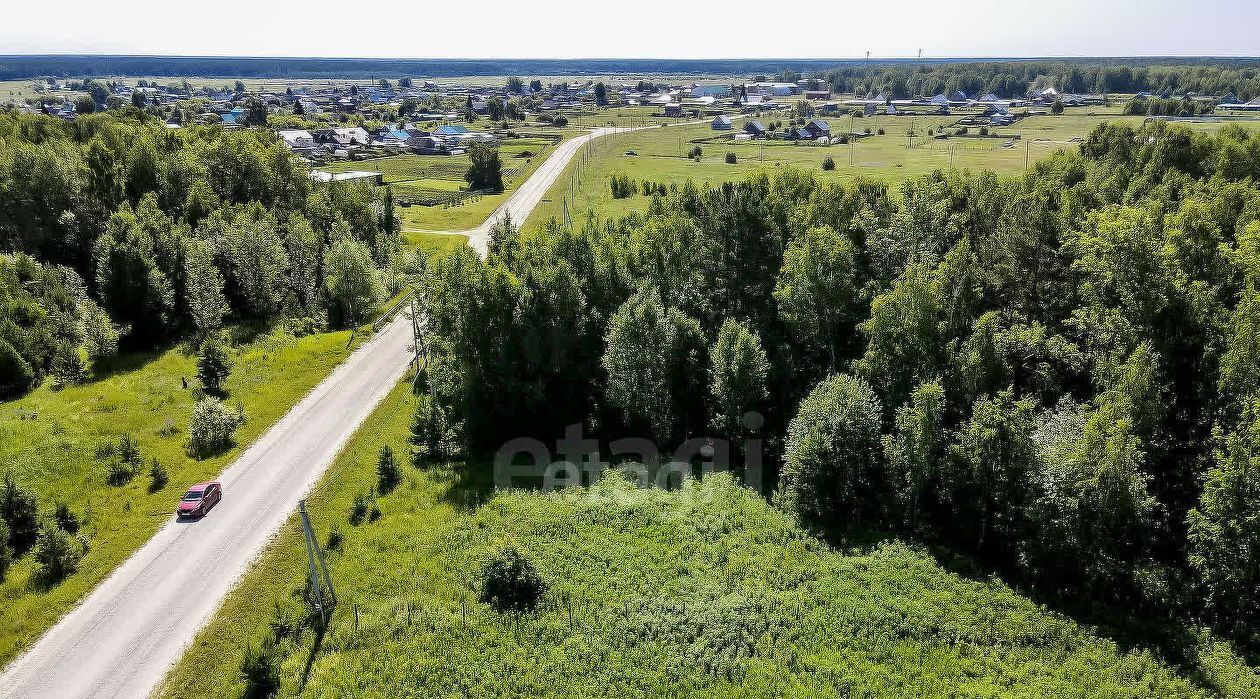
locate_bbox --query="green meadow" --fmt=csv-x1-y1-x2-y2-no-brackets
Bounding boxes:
525,109,1260,230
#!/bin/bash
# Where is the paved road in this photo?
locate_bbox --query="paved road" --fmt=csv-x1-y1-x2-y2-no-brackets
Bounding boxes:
0,120,657,699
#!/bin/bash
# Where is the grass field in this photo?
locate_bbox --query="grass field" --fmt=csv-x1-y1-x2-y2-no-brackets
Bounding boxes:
157,382,1260,699
321,134,567,232
525,109,1260,230
405,231,470,254
0,325,362,666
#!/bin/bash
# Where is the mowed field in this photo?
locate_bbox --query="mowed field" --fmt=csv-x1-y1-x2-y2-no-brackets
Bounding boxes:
157,381,1260,699
0,326,363,665
525,108,1260,229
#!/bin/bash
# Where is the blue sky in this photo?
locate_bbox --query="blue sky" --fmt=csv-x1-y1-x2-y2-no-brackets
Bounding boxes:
2,0,1258,59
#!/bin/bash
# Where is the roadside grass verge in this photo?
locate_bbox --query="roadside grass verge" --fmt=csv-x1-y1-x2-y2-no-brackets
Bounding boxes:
0,325,361,666
156,384,1257,698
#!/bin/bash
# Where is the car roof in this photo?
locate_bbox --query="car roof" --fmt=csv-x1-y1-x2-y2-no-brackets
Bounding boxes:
187,481,219,491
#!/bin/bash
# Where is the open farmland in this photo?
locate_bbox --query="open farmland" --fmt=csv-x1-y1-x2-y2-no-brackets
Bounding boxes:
526,108,1260,229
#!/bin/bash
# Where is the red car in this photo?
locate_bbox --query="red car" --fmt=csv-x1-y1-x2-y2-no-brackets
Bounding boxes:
176,482,222,518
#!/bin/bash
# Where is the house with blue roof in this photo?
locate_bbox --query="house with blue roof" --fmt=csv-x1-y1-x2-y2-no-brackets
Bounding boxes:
434,124,470,136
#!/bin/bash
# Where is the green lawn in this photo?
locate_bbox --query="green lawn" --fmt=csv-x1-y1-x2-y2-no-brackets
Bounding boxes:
0,326,362,666
524,110,1260,231
157,383,1258,699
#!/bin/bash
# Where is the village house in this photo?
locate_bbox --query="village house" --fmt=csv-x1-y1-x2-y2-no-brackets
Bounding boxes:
803,119,830,139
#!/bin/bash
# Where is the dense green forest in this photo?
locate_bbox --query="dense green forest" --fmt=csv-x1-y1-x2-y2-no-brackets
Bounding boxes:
417,119,1260,658
0,110,400,398
0,110,403,588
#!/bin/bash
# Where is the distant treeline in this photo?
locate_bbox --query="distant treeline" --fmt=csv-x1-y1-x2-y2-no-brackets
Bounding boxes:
819,59,1260,101
5,56,1260,98
0,56,938,81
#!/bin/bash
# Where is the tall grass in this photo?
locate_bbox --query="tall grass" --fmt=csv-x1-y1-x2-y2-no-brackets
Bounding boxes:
158,384,1255,698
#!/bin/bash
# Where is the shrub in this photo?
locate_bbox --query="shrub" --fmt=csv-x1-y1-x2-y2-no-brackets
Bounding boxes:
1,473,39,555
725,152,737,164
186,398,246,459
0,337,35,399
688,145,702,159
821,156,836,171
105,434,144,485
979,126,990,136
410,398,460,466
107,459,139,486
197,336,233,397
609,173,637,199
54,503,80,534
479,546,546,613
240,637,281,699
876,128,885,136
51,348,88,387
35,521,84,583
326,526,344,553
349,491,373,526
377,445,400,493
148,458,169,493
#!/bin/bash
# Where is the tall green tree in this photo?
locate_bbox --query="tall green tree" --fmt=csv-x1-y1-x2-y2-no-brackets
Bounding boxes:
465,143,504,192
777,374,885,533
774,224,863,369
323,238,384,329
1189,407,1260,647
183,238,229,335
91,207,176,345
708,318,769,439
885,380,947,533
949,390,1039,555
856,263,945,409
602,286,705,444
